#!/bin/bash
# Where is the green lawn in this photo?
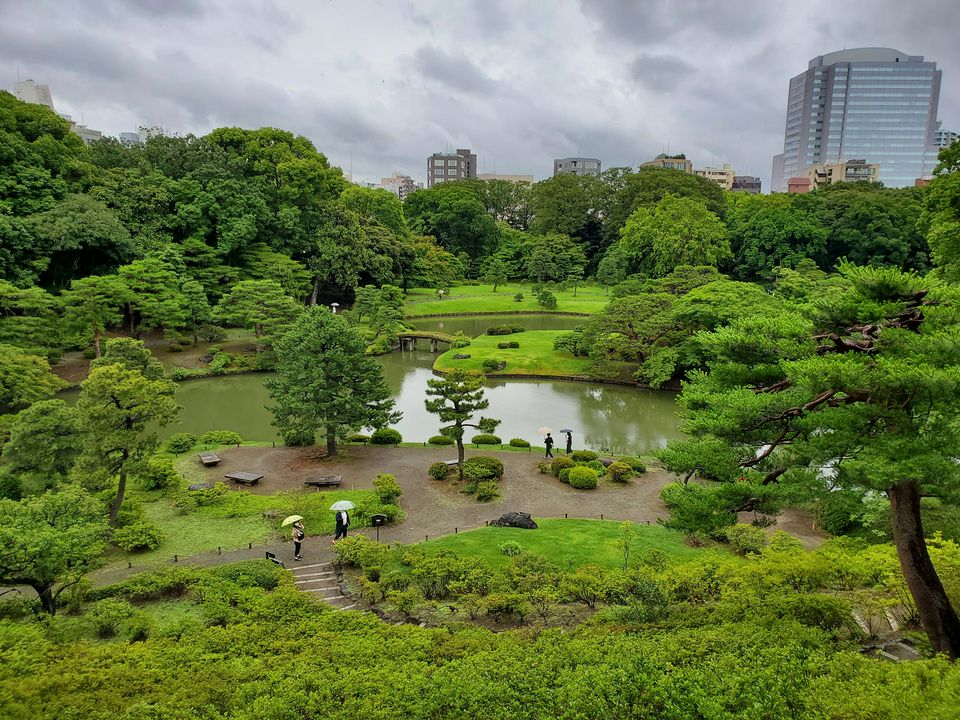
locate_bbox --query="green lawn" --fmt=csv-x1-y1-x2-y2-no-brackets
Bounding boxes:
404,284,610,317
433,329,634,379
420,519,704,569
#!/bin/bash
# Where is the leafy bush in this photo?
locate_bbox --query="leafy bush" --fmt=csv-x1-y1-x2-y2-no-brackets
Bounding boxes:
607,461,634,483
558,468,572,483
513,292,524,302
428,435,455,446
499,541,524,556
509,325,526,333
370,428,402,445
618,456,647,473
551,456,575,477
462,456,504,481
475,480,500,502
373,473,403,505
660,482,736,538
88,598,135,638
112,521,165,552
815,490,865,536
497,341,520,349
509,438,530,448
199,430,242,446
723,523,767,555
571,450,598,462
168,343,183,352
451,331,471,349
281,427,314,446
472,434,501,445
429,462,451,480
82,347,97,359
568,466,598,490
347,433,370,443
482,359,506,372
143,456,179,490
585,459,607,476
165,432,197,454
208,352,232,375
484,592,530,621
486,325,514,336
207,345,223,355
210,560,285,590
537,460,551,473
537,290,557,309
198,324,227,342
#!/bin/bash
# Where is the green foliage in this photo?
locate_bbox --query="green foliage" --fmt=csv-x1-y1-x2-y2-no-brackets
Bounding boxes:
428,462,451,480
617,457,647,473
607,461,634,483
481,358,505,373
584,459,606,476
425,369,500,478
486,325,514,335
0,343,66,412
536,289,557,309
427,434,454,446
373,473,403,505
370,428,403,445
88,597,136,638
499,541,524,556
513,292,523,302
558,468,572,483
461,456,504,481
347,433,370,443
112,521,165,552
551,456,575,477
1,399,81,491
142,456,179,491
660,482,736,537
722,523,767,555
496,341,520,348
471,433,501,445
164,432,197,454
199,430,242,446
571,450,597,462
567,466,598,490
509,438,530,448
475,480,500,502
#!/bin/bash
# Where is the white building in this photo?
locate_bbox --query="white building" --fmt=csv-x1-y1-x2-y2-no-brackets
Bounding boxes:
13,79,54,109
380,173,421,199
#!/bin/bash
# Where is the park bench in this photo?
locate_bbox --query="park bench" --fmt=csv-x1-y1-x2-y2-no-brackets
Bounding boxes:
443,459,460,467
198,451,221,467
225,471,263,485
303,475,343,489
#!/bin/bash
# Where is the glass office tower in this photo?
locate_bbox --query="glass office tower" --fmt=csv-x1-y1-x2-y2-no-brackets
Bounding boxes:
771,48,943,191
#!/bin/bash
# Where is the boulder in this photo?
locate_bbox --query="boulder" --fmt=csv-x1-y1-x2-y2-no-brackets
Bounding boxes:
453,354,472,360
199,354,214,363
187,483,212,491
599,457,614,467
491,511,538,529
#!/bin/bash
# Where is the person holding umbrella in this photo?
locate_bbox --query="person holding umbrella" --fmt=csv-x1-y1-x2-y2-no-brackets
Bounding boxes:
330,500,354,541
282,515,305,560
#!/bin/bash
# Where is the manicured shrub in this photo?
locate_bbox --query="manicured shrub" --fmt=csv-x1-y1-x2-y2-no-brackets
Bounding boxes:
486,325,514,336
475,480,500,502
370,428,402,445
462,456,504,481
164,432,197,454
551,456,575,477
88,598,135,638
143,456,179,490
497,341,520,349
429,462,451,480
568,466,598,490
585,459,607,476
537,460,551,473
571,450,598,462
208,352,231,375
509,325,526,333
281,428,314,446
618,456,647,473
607,461,634,483
199,430,242,446
537,290,557,309
723,523,768,555
558,468,572,483
347,433,370,443
112,521,165,552
82,347,97,359
472,433,501,445
168,343,183,352
499,541,524,556
509,438,530,448
198,324,227,342
513,292,523,302
428,434,455,445
482,359,506,372
210,560,284,590
373,473,403,505
451,331,471,349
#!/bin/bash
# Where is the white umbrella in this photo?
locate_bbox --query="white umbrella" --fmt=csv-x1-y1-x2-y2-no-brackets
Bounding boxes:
329,500,355,511
281,515,303,527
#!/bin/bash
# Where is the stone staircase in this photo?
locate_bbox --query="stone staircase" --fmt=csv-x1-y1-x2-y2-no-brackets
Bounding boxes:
289,561,356,611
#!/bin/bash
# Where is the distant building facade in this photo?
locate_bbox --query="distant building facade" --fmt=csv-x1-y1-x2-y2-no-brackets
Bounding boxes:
642,153,693,173
786,177,812,194
427,148,476,188
807,159,880,188
771,47,943,191
935,129,958,148
14,79,54,109
478,173,534,184
553,157,601,177
380,173,421,200
732,176,762,194
695,164,736,190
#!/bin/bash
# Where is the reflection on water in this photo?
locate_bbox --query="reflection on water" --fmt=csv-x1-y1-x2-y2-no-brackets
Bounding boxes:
142,315,683,454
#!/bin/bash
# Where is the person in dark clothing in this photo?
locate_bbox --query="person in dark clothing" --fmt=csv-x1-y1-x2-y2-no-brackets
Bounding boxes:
564,431,573,455
334,509,350,540
291,521,305,560
544,433,554,459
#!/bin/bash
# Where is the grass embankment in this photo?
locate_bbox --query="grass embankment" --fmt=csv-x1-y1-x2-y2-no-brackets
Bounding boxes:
433,329,635,381
421,519,703,569
404,284,609,317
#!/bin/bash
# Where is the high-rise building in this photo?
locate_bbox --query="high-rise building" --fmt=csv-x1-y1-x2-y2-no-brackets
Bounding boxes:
553,157,601,177
771,48,943,191
695,164,736,190
427,148,476,188
14,79,54,109
380,173,421,200
642,153,693,173
732,176,762,194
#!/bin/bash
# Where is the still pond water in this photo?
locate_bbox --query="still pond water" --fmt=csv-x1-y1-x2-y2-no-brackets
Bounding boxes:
165,315,684,455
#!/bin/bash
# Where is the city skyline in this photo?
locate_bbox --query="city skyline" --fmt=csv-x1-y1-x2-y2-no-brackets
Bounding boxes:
1,1,957,189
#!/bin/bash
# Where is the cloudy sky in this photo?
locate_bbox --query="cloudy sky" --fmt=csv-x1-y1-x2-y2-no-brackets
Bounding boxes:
2,0,957,189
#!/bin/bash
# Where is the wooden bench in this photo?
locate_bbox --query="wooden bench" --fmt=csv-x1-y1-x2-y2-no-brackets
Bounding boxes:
198,451,221,467
225,471,263,485
304,475,343,489
443,459,460,467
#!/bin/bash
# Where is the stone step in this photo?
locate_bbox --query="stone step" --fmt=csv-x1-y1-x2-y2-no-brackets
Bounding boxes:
295,580,339,589
338,603,356,611
291,562,332,571
293,571,336,579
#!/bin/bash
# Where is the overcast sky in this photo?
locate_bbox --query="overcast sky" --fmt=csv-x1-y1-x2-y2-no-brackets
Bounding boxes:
2,0,958,189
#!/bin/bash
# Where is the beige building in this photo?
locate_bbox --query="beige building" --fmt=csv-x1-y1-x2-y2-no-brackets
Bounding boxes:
642,153,693,173
695,164,736,190
380,173,422,200
806,159,879,188
478,173,534,184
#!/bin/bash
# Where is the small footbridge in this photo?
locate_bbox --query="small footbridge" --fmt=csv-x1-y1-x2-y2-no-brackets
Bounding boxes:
396,330,456,352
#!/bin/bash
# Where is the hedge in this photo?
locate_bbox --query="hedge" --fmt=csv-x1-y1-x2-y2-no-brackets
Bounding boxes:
568,466,598,490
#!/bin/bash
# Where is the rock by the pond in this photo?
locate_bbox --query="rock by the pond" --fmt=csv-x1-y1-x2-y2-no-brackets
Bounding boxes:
599,458,614,467
199,354,214,363
188,483,212,491
453,354,472,359
491,511,538,529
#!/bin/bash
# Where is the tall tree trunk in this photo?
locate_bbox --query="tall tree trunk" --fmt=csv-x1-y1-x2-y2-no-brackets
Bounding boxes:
128,302,135,336
888,479,960,659
92,320,102,358
456,436,465,481
109,452,129,527
310,278,320,306
33,582,56,615
326,426,337,456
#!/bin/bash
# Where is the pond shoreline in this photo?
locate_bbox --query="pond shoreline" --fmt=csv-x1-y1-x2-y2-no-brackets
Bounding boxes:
406,310,592,319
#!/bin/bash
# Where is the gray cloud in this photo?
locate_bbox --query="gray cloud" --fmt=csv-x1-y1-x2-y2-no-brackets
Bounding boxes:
628,54,695,92
410,46,496,94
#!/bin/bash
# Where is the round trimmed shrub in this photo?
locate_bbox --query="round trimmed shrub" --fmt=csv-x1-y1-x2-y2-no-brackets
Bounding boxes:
199,430,242,446
509,325,526,334
373,473,403,504
568,466,598,490
112,521,165,552
486,325,514,336
370,428,402,445
428,462,451,480
164,432,197,454
472,434,501,445
428,435,455,446
143,457,178,491
482,359,506,373
347,433,370,443
509,438,530,448
619,456,647,473
462,456,504,481
513,292,524,302
558,467,572,484
497,341,520,349
585,459,607,476
607,461,634,483
499,541,524,556
551,456,575,477
571,450,598,462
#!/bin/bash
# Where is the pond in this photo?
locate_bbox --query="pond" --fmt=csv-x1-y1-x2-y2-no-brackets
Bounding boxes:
163,314,683,455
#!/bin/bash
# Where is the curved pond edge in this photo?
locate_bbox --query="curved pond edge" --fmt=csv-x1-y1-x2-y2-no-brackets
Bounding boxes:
405,310,592,319
429,366,681,391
